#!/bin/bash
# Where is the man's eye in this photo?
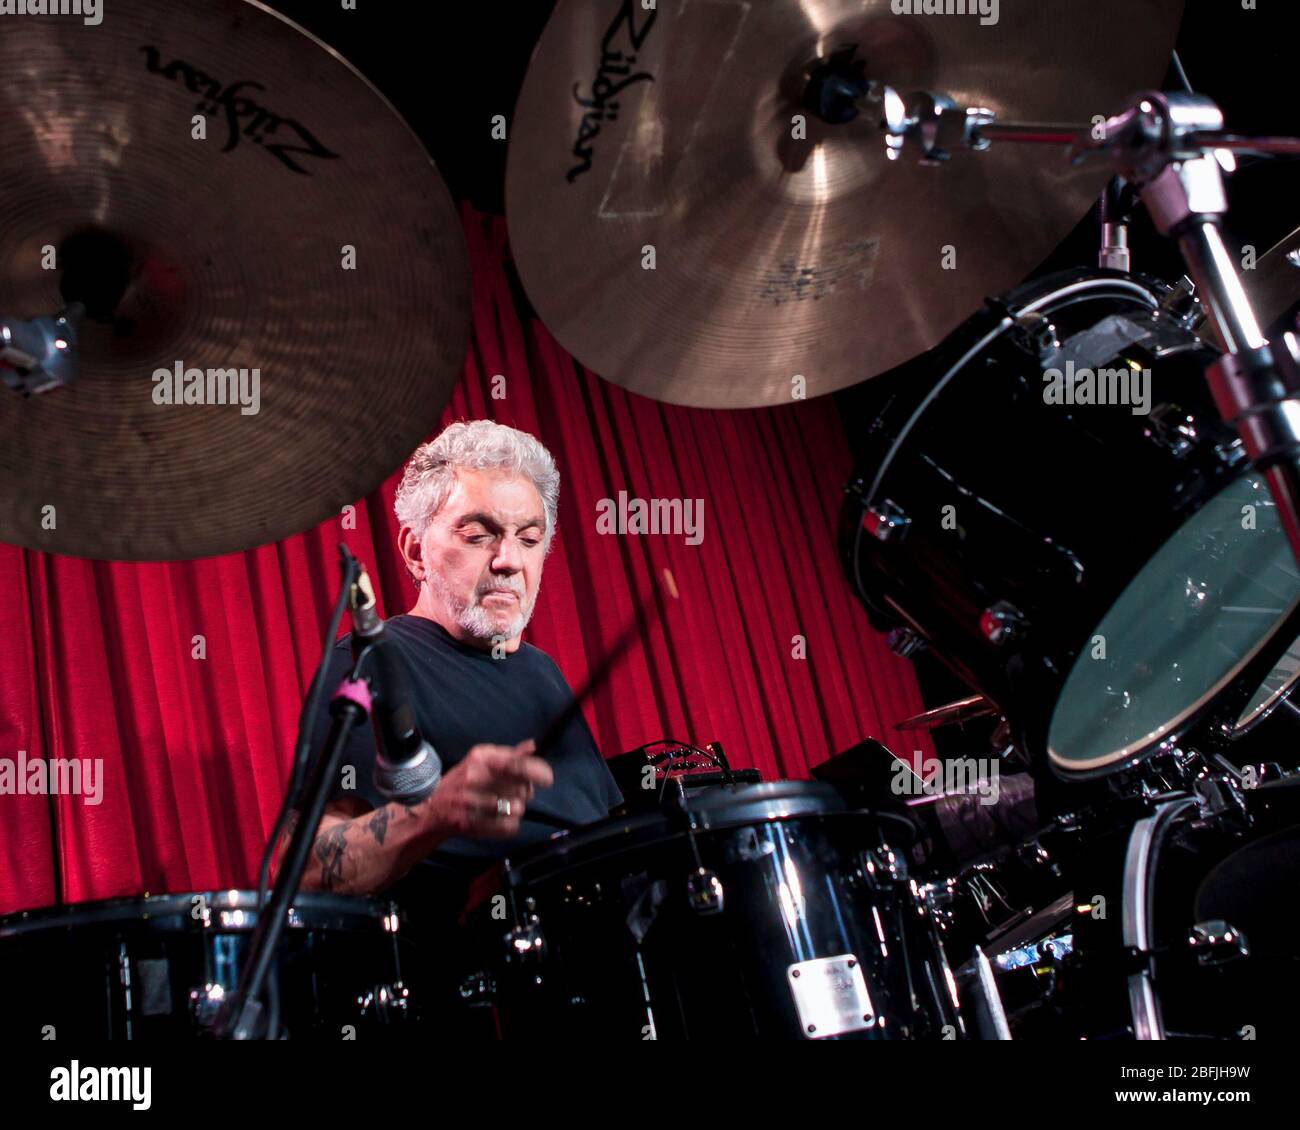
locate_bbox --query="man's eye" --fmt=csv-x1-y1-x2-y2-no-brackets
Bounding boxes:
465,534,491,544
521,539,541,548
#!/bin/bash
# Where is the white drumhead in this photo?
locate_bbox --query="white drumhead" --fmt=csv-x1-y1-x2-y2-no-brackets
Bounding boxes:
1048,473,1300,773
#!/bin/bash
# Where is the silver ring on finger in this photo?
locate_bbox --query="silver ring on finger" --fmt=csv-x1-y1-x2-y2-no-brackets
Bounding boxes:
496,796,512,818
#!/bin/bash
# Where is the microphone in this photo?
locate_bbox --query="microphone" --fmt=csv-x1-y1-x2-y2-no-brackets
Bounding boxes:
349,565,442,803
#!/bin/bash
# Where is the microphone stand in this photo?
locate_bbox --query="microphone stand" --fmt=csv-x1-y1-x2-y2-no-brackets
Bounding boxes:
215,548,375,1040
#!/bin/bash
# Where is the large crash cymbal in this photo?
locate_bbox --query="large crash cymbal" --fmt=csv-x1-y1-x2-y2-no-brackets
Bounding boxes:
507,0,1185,408
0,0,469,561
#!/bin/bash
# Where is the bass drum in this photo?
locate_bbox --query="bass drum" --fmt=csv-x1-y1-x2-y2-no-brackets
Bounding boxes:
842,268,1300,779
1060,776,1300,1041
461,782,964,1040
0,891,414,1039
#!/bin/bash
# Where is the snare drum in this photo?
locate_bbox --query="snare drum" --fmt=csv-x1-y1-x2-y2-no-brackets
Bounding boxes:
0,890,414,1039
842,268,1300,779
462,781,964,1040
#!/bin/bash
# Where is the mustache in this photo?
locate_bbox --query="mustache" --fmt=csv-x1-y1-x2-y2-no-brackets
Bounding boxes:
476,581,525,600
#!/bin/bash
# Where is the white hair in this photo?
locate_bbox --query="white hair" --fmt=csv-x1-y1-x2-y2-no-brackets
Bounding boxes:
394,420,560,556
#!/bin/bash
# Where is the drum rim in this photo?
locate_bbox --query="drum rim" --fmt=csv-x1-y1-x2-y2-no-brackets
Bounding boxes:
1046,470,1300,776
505,780,915,882
0,889,395,936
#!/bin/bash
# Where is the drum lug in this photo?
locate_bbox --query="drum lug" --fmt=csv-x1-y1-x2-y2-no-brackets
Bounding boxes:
1145,403,1199,458
1009,310,1060,362
860,846,908,890
686,867,725,915
357,980,412,1023
504,899,548,963
979,601,1026,645
862,499,910,542
916,878,956,930
189,982,225,1032
458,970,498,1005
1186,920,1250,967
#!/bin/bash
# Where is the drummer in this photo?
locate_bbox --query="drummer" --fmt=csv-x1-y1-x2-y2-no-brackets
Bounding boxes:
274,420,623,899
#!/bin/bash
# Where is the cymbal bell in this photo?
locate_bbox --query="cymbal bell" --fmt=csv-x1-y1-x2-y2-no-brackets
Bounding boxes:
0,0,469,561
506,0,1186,407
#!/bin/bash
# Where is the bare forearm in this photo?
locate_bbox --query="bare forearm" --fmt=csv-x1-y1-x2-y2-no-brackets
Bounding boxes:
295,803,446,895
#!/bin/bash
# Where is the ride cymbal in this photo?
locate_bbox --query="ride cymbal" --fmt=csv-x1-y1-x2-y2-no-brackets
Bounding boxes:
0,0,469,561
506,0,1185,407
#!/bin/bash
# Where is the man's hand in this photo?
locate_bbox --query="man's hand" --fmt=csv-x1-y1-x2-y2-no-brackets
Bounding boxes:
281,739,555,896
424,739,554,838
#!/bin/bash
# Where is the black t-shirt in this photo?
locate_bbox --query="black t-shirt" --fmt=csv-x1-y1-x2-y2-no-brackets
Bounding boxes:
309,614,623,894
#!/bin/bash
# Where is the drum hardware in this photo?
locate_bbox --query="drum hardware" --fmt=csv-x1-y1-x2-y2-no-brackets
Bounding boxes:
952,947,1014,1041
876,83,1300,579
1186,921,1249,968
1098,178,1137,274
887,628,927,659
0,304,82,395
862,500,911,543
979,602,1027,647
1122,794,1216,1040
1160,275,1204,328
1008,310,1062,363
356,981,413,1023
498,864,547,965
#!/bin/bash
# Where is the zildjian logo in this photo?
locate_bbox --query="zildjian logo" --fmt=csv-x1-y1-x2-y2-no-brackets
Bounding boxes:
141,45,340,175
565,0,657,183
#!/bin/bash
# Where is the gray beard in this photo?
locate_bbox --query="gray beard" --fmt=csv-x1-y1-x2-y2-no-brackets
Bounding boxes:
426,570,536,644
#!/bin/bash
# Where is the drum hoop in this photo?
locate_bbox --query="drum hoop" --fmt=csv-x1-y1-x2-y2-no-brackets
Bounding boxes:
0,890,394,937
1048,592,1300,776
506,784,914,885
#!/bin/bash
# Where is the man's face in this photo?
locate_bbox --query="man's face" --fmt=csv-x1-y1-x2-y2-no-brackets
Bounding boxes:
416,468,547,645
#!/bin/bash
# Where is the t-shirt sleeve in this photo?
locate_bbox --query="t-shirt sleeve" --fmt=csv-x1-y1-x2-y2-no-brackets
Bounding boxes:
307,641,385,812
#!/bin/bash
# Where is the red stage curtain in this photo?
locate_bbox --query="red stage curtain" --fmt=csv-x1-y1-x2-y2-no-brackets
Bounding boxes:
0,207,934,915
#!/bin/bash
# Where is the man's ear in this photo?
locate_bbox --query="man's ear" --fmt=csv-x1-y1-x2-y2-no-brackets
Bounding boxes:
398,526,424,582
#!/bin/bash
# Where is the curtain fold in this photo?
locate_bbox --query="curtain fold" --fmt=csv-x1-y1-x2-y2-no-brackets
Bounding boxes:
0,206,934,916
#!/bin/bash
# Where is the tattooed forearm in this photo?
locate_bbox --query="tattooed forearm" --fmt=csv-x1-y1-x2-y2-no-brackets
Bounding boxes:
313,823,349,890
366,806,390,845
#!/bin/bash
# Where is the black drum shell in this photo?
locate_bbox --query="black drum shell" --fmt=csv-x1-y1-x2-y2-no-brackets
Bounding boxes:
465,781,960,1040
0,890,412,1040
842,269,1252,770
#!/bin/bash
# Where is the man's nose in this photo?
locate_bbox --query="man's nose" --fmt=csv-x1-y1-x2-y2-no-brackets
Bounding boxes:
492,537,524,573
